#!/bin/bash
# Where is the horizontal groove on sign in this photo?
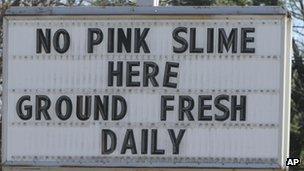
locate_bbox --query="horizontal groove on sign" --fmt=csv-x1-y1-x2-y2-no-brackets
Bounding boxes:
9,156,279,164
8,20,281,26
11,55,281,60
9,121,279,128
8,88,279,94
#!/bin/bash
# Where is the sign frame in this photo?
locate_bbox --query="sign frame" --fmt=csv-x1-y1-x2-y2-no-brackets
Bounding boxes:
2,6,292,169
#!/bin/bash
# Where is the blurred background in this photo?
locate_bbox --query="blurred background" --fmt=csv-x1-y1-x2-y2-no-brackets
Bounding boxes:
0,0,301,169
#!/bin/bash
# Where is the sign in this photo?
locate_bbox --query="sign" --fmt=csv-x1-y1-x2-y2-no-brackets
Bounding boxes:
2,6,292,169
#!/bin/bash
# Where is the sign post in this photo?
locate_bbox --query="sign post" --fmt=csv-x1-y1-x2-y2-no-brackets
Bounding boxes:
2,6,292,170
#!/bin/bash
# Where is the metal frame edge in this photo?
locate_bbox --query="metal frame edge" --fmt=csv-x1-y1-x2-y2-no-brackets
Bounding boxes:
5,6,288,16
2,16,9,165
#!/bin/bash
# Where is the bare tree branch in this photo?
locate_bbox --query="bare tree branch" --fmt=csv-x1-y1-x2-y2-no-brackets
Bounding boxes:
78,0,84,5
294,25,304,28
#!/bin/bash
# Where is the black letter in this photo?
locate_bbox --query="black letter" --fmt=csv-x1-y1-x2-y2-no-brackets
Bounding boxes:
160,95,174,121
121,129,137,154
178,95,194,121
141,129,148,154
190,28,203,53
108,61,123,87
108,28,114,53
163,62,179,88
101,129,117,154
241,28,255,53
168,129,186,154
207,28,214,53
76,96,91,121
143,61,159,87
151,129,165,154
118,28,131,53
214,95,230,121
36,29,51,53
198,95,212,121
53,29,70,53
35,95,51,120
94,95,109,120
16,95,32,120
134,28,150,53
88,28,103,53
126,61,140,87
231,95,246,121
112,95,127,120
173,27,188,53
55,95,72,120
218,28,237,53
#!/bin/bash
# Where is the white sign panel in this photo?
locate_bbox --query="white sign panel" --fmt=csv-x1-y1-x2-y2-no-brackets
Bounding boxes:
2,7,291,169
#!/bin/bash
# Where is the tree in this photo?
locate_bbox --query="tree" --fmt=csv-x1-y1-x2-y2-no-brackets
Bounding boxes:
159,0,279,6
92,0,135,6
288,0,304,168
290,39,304,169
159,0,216,6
